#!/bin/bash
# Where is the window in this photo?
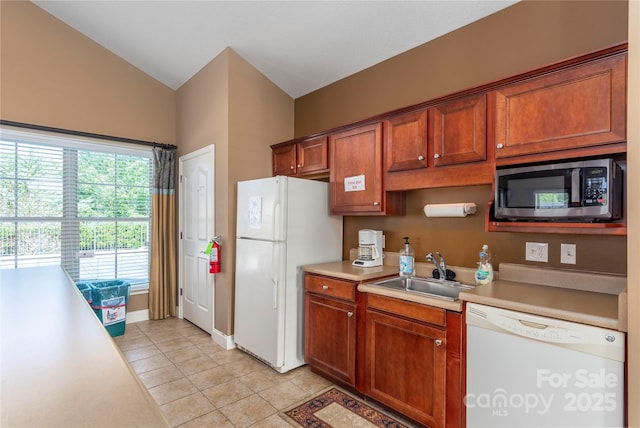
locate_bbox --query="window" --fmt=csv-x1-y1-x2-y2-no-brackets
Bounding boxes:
0,128,152,291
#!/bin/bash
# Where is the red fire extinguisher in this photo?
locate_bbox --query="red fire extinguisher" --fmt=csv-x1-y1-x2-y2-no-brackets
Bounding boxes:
209,236,221,274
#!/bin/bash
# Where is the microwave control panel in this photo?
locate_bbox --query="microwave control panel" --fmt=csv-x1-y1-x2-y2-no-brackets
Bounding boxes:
583,167,607,206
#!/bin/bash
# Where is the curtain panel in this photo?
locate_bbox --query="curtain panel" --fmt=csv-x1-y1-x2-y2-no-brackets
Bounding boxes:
149,147,177,319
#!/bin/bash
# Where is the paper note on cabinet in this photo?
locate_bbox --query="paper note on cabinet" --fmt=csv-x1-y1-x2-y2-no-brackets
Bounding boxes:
344,175,366,192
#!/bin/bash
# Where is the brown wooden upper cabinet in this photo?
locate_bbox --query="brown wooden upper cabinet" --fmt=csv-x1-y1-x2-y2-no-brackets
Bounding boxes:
272,136,329,177
384,109,428,173
429,93,487,167
330,123,405,215
494,53,627,160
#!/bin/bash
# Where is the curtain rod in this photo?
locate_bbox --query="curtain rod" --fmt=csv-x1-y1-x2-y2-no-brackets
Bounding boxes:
0,120,177,150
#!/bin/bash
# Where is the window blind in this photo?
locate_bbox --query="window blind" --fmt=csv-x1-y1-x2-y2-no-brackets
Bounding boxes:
0,128,152,291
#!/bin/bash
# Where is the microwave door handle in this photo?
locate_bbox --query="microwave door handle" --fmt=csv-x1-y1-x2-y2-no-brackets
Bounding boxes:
571,168,581,205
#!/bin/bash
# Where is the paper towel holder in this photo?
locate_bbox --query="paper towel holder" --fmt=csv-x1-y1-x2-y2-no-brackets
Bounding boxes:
423,203,477,218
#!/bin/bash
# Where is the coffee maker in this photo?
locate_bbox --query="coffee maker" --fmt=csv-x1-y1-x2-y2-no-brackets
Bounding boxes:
352,229,384,267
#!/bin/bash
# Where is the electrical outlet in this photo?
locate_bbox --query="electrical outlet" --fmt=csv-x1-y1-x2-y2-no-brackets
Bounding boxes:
525,242,548,263
561,243,577,264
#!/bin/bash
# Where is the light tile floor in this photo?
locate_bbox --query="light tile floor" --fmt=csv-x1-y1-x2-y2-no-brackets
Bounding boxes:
115,317,333,427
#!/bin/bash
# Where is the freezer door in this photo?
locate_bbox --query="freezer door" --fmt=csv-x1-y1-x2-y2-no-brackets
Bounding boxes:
234,238,286,367
236,177,286,241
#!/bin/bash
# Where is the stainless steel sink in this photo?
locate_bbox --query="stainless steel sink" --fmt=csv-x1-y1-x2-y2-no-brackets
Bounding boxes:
369,276,473,301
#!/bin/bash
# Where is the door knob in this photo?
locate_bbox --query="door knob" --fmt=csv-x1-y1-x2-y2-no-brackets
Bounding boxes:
418,155,425,161
496,144,504,149
347,311,354,318
435,339,443,347
434,153,440,159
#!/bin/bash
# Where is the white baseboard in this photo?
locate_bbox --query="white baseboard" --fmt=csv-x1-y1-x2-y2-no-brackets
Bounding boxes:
126,309,149,324
211,329,236,350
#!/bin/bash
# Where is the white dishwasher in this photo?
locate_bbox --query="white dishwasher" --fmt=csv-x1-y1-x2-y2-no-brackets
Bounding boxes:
466,302,625,428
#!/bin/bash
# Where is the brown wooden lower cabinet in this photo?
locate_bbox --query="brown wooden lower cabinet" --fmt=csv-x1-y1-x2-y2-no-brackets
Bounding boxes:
366,308,447,427
304,287,357,386
304,272,464,428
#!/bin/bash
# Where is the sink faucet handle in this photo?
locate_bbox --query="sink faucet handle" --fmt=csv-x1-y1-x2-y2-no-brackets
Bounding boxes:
436,251,446,269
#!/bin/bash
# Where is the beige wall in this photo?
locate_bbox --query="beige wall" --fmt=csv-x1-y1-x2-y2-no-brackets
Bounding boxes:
176,49,293,334
295,0,628,137
0,1,175,144
626,1,639,424
0,1,175,313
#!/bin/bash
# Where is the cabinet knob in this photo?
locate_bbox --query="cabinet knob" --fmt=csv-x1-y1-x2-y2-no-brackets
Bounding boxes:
297,164,302,168
322,285,329,290
496,144,504,149
373,202,380,206
435,339,443,347
290,165,295,170
418,155,425,161
433,153,440,159
347,311,354,318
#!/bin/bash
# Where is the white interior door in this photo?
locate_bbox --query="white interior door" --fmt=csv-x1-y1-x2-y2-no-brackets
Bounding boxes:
179,146,214,334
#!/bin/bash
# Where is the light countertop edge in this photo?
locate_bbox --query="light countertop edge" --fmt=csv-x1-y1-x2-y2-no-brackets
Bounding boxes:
303,260,626,330
0,266,170,428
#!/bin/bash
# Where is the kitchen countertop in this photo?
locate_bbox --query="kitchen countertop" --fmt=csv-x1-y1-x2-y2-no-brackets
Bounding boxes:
459,263,627,331
303,258,627,328
0,266,170,428
302,260,399,282
302,259,468,312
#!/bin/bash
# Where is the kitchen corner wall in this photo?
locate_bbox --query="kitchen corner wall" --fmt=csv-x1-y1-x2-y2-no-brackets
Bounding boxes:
176,49,294,335
0,1,176,314
295,0,629,276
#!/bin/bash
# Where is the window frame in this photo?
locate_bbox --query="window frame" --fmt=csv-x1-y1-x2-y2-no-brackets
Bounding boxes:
0,127,153,292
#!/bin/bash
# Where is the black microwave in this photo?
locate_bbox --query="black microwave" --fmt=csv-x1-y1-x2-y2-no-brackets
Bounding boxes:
495,158,623,221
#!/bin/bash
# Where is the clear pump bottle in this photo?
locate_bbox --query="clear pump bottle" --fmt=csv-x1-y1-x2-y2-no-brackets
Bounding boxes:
474,244,493,286
399,237,415,277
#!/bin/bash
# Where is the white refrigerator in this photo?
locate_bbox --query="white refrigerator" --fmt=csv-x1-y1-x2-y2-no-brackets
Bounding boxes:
234,176,343,373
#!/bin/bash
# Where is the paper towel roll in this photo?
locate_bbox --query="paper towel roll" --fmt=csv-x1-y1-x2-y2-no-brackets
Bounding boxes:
423,203,477,218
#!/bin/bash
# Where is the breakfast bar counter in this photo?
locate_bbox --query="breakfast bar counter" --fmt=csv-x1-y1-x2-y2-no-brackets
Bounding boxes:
0,266,170,427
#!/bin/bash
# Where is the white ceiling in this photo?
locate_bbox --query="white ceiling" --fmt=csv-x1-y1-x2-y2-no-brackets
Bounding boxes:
32,0,518,99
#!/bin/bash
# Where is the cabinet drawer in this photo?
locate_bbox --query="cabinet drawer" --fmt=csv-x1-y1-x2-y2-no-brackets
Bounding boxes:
305,275,356,302
367,294,446,327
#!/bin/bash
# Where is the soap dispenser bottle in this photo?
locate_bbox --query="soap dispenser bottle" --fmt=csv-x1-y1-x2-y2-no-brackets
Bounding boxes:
399,237,415,277
474,244,494,285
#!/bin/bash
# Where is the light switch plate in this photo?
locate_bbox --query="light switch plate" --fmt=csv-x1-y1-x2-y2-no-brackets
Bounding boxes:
561,243,577,264
525,242,548,262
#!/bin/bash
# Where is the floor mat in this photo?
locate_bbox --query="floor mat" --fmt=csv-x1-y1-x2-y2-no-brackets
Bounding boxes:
281,387,412,428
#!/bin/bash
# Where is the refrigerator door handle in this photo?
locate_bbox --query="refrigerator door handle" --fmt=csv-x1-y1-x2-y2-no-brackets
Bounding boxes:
273,201,282,242
271,242,280,309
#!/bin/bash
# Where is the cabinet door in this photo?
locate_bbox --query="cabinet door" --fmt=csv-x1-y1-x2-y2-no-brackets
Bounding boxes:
297,136,328,175
494,54,626,159
304,294,356,386
385,109,428,172
329,123,384,214
366,309,446,427
430,93,486,167
272,144,296,176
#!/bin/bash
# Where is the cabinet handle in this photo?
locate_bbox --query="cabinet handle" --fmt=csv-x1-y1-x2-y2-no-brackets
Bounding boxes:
433,153,440,159
373,202,380,206
435,339,443,347
496,144,504,149
418,155,425,161
347,311,354,318
322,285,329,290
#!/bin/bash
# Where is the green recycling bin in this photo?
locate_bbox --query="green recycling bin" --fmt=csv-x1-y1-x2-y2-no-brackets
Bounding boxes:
75,281,93,304
89,280,130,337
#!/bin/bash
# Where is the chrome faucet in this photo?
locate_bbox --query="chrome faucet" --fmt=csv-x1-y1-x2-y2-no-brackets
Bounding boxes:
426,252,447,280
